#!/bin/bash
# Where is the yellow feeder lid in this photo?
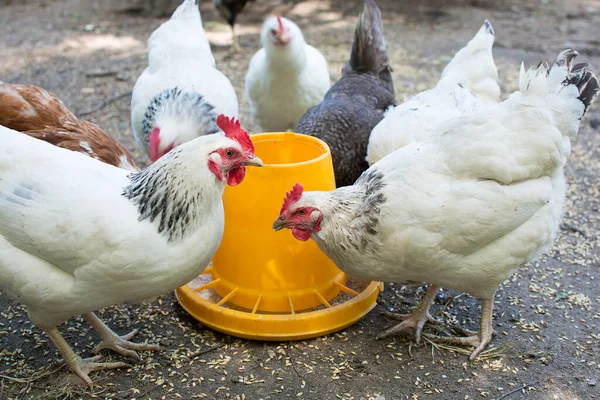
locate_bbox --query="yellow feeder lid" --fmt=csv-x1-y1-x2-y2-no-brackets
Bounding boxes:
176,133,383,340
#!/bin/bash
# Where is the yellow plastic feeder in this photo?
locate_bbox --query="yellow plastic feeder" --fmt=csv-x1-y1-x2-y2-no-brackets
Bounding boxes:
176,132,383,340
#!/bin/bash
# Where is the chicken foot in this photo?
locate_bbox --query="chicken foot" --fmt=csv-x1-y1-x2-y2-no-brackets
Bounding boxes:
376,284,440,343
46,326,129,389
83,312,160,360
428,297,495,361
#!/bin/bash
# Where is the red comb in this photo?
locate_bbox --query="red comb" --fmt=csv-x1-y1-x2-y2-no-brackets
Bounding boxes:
279,183,303,215
216,114,254,156
276,14,285,33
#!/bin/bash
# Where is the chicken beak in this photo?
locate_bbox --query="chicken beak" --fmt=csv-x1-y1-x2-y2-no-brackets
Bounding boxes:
272,217,288,231
244,155,264,167
274,31,290,45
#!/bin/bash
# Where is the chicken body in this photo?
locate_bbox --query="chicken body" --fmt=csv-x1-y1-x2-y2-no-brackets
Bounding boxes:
367,20,500,165
0,83,139,171
0,117,262,386
131,0,238,161
296,0,395,187
274,50,599,359
245,15,330,132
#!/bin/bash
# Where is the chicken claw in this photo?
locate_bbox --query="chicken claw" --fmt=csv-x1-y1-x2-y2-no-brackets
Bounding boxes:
427,297,495,361
376,285,440,343
45,327,129,389
68,355,130,389
83,313,160,360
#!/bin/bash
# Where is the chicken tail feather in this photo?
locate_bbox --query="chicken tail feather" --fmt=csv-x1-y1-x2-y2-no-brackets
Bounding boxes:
171,0,199,20
348,0,390,75
440,19,500,102
525,49,599,117
518,49,599,137
568,62,599,117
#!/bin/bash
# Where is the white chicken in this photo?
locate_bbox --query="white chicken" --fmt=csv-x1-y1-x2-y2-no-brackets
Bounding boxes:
131,0,239,162
273,50,599,360
367,20,500,165
245,14,330,132
0,115,262,387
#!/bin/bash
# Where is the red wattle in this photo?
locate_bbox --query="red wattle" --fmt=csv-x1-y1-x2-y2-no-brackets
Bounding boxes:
226,166,246,186
148,127,161,161
291,227,311,241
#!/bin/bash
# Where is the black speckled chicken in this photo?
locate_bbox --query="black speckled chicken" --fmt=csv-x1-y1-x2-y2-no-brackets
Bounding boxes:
295,0,395,188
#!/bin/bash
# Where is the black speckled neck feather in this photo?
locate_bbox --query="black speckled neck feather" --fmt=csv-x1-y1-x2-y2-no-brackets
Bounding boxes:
122,148,204,242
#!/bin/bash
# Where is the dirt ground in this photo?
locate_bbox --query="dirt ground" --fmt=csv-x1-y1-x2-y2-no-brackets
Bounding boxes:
1,0,600,399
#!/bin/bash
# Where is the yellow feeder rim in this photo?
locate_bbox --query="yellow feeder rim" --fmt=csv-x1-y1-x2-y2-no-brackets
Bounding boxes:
175,267,384,341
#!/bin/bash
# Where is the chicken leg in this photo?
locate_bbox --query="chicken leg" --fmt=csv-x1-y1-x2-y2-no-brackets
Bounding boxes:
231,25,240,51
83,312,160,360
376,284,440,343
230,24,250,52
428,297,495,361
46,326,129,389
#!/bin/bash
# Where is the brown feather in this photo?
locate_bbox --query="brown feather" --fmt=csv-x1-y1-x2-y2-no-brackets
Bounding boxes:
0,84,139,171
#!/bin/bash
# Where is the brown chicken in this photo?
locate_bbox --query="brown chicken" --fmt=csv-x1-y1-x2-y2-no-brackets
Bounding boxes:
0,83,139,171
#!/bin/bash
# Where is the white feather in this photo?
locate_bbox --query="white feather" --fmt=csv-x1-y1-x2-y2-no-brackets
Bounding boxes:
367,20,500,165
0,125,231,329
131,0,238,155
245,16,330,132
302,54,595,300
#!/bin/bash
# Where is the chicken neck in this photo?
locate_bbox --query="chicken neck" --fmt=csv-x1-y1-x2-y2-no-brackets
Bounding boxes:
142,87,220,151
311,169,387,258
122,144,222,243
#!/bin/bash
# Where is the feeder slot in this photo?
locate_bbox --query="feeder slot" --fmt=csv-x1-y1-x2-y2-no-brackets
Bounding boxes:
288,296,295,314
194,278,221,293
313,289,331,308
217,287,239,306
202,266,214,274
251,294,263,314
333,280,359,296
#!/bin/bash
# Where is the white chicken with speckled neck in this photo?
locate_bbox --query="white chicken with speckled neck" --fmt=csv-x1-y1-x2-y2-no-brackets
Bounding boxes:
0,115,262,387
131,0,239,162
274,50,599,360
245,14,331,132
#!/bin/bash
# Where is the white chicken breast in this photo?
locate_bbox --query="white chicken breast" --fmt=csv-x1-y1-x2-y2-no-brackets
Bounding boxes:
131,0,239,162
245,14,331,132
0,115,262,387
367,20,500,165
273,50,599,360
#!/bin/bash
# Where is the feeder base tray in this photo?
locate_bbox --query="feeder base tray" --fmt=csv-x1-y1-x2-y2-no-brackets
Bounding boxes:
175,270,384,341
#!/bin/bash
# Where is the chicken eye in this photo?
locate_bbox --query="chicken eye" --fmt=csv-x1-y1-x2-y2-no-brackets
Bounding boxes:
297,209,306,216
225,149,235,158
270,28,277,36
